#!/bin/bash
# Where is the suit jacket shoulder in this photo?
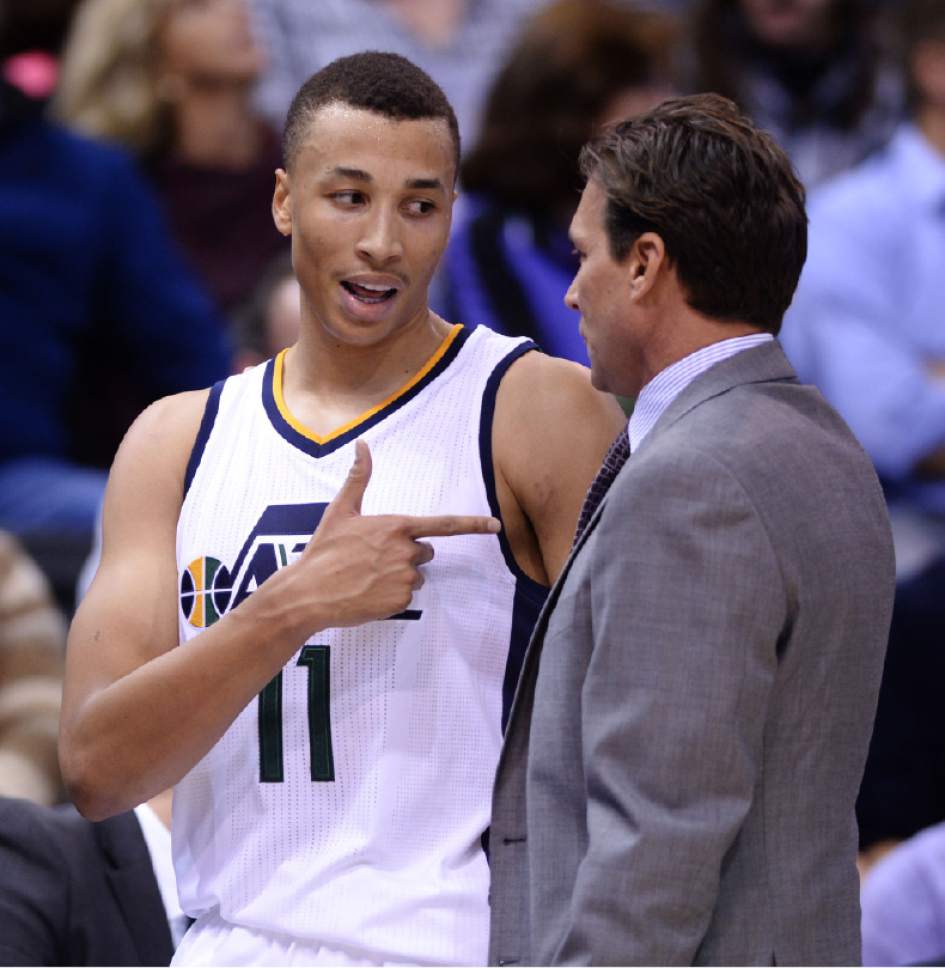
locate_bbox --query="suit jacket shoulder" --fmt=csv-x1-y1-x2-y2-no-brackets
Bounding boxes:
0,797,174,967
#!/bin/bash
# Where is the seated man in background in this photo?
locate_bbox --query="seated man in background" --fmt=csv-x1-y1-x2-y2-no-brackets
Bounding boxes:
0,789,181,966
781,0,945,851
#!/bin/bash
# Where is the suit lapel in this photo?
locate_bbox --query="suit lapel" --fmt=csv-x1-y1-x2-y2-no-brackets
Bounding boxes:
496,479,615,776
95,812,175,966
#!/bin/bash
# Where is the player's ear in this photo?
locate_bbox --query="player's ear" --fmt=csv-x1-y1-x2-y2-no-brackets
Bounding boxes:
272,169,292,237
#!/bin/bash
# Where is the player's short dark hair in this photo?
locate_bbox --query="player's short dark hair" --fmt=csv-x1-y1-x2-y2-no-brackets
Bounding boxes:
580,93,807,335
282,51,460,176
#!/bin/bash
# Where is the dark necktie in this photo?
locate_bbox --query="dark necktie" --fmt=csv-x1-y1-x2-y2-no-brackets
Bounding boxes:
573,429,631,545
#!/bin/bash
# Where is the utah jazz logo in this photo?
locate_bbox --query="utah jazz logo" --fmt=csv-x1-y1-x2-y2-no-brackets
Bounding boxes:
179,557,232,628
179,502,421,785
179,504,327,629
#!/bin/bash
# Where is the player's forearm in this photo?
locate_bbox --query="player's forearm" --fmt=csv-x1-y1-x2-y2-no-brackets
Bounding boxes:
61,566,324,820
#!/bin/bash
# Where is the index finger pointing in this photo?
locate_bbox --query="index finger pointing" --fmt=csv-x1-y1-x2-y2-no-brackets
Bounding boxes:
403,515,502,538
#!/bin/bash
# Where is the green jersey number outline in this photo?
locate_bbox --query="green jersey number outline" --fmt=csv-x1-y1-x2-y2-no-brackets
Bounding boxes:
258,644,334,782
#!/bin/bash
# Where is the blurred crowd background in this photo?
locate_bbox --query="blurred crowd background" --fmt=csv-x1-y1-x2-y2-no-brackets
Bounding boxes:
1,0,944,963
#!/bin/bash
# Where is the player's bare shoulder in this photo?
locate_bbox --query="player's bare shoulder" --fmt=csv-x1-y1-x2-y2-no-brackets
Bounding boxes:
492,350,625,581
100,387,215,544
118,388,211,465
494,350,625,467
111,389,211,492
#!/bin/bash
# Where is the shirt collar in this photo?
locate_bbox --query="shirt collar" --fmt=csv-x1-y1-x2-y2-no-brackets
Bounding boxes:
134,803,187,946
628,333,774,452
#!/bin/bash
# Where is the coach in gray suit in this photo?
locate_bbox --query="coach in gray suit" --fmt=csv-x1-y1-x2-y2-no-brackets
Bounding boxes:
488,94,896,967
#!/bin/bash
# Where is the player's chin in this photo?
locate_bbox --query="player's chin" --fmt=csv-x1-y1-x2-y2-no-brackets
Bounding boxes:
327,310,410,349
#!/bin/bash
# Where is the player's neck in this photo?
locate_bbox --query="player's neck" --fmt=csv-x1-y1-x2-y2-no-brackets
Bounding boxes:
281,309,453,437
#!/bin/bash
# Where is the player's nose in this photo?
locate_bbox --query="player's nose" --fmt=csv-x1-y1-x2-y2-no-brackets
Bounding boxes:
356,208,404,266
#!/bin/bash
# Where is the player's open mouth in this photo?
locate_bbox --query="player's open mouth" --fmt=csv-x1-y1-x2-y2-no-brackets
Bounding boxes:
340,281,398,304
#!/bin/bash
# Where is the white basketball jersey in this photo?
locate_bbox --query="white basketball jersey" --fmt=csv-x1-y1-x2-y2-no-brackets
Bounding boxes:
173,324,546,965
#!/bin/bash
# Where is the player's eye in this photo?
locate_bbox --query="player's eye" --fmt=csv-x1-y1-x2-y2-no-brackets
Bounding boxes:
405,199,436,217
332,191,366,206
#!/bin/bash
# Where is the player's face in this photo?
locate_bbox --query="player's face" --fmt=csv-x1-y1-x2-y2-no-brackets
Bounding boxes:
272,103,456,347
566,179,648,397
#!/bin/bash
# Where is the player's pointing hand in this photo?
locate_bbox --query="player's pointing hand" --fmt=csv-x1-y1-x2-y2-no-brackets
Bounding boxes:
284,440,499,633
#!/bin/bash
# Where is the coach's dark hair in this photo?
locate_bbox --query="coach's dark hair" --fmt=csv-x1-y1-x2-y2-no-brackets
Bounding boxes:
282,51,460,174
580,93,807,334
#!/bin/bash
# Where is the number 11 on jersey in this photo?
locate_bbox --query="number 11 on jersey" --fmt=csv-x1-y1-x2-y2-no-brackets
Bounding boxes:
258,645,334,783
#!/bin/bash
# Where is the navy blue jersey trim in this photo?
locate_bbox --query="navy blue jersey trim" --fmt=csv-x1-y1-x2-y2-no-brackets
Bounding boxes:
478,341,548,600
183,379,225,498
262,325,474,459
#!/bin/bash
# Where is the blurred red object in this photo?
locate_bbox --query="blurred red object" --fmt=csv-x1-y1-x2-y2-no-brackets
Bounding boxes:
2,51,58,99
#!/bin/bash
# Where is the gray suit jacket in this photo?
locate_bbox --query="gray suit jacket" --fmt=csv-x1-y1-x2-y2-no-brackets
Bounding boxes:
488,341,895,966
0,797,175,966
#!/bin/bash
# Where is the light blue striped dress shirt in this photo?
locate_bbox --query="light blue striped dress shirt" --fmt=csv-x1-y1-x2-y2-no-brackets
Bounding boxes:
627,333,774,452
781,123,945,513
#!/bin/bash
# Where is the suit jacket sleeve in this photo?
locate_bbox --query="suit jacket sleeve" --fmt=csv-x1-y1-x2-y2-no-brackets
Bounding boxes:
0,798,67,966
553,447,786,965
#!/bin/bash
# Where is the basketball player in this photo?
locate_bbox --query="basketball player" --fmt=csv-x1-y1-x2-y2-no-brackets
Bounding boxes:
60,53,625,965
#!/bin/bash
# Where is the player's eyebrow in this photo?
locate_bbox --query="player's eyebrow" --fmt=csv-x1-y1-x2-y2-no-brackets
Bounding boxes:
405,177,445,191
328,166,373,182
325,169,445,193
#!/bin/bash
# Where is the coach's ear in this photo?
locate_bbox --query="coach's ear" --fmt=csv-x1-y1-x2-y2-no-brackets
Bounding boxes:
627,231,666,302
272,169,292,236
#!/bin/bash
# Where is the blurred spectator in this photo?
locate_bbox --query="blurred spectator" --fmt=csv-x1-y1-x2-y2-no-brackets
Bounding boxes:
0,71,229,608
248,0,544,151
0,789,181,965
781,0,945,847
861,821,945,965
0,532,65,806
55,0,287,317
232,253,300,372
438,0,676,362
689,0,903,186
